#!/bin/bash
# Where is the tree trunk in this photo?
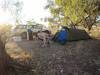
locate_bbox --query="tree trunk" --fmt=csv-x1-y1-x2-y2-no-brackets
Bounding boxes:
0,39,11,75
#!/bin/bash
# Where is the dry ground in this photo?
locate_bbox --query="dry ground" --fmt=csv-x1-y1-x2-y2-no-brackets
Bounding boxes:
6,39,100,75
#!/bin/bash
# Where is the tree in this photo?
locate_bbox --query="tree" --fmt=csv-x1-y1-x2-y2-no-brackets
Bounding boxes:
26,19,44,29
46,0,100,30
0,25,12,75
1,0,23,25
26,19,37,26
12,1,23,25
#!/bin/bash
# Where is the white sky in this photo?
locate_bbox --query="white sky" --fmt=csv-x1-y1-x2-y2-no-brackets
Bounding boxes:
0,0,51,25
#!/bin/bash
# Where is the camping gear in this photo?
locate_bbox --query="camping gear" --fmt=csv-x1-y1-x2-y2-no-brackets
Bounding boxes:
53,26,91,44
56,29,68,45
67,28,91,41
53,27,68,45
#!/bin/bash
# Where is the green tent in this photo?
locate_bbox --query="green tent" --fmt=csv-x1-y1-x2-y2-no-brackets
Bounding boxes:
67,28,91,41
53,27,91,42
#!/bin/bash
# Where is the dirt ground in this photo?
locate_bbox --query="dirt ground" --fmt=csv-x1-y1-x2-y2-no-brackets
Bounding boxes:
6,39,100,75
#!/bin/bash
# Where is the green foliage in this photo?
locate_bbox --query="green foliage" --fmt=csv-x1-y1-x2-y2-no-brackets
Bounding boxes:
47,0,100,30
26,19,44,30
26,19,36,25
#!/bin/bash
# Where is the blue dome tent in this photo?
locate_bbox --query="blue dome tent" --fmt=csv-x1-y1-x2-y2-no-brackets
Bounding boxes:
53,26,91,45
53,26,69,45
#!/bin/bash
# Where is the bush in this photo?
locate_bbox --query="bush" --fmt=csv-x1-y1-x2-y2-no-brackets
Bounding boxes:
90,27,100,38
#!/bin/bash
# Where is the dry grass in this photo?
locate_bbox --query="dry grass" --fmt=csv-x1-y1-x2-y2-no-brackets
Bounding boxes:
90,27,100,38
6,41,32,62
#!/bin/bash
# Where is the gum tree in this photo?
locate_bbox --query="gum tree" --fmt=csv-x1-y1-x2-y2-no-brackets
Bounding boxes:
46,0,100,30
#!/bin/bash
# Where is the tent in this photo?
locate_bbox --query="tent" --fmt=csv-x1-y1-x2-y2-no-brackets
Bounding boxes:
53,26,91,45
67,28,91,41
52,27,68,45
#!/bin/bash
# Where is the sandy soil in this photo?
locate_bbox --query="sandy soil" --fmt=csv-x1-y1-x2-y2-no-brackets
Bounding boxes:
6,39,100,75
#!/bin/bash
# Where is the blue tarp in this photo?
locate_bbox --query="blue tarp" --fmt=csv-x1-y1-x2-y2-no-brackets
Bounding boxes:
56,29,68,45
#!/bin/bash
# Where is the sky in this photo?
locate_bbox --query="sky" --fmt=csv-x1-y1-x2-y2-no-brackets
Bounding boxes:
0,0,51,25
